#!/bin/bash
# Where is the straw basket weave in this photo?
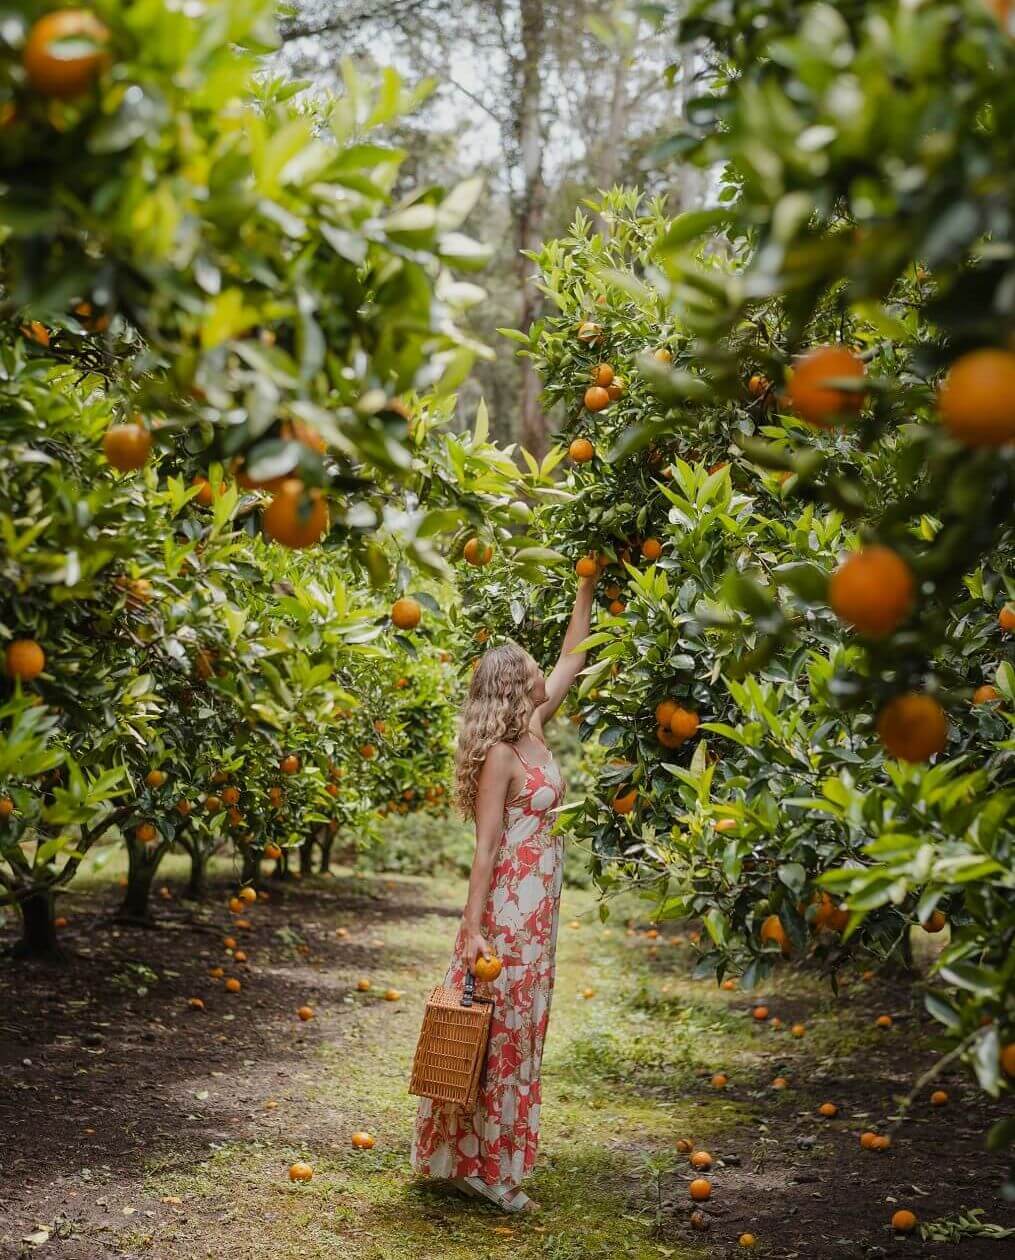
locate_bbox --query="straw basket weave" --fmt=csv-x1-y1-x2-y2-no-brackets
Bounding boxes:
408,972,493,1110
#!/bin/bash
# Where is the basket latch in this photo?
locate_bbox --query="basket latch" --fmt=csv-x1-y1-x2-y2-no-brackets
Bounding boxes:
461,971,476,1007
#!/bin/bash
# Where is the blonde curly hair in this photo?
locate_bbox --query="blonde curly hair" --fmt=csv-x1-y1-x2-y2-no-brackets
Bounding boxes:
454,642,541,818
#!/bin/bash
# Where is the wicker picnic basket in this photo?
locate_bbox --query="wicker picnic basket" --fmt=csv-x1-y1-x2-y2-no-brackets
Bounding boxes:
408,971,493,1110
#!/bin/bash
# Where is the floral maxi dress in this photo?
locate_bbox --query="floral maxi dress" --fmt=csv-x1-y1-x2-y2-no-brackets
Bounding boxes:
411,741,565,1188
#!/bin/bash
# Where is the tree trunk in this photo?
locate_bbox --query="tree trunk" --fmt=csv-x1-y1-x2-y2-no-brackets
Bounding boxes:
299,836,316,877
240,846,260,890
185,843,209,901
515,0,548,457
319,831,336,874
117,842,164,923
14,889,61,960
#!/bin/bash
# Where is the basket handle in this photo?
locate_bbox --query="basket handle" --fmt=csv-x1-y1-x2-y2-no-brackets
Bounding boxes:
461,971,476,1007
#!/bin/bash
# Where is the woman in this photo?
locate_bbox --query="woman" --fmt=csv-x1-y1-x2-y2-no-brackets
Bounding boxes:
411,573,595,1213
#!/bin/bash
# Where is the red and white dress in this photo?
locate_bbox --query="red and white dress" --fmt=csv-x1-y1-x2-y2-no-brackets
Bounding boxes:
411,739,565,1188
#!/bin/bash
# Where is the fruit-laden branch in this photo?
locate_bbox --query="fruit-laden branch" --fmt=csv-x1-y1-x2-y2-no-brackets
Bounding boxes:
0,807,133,908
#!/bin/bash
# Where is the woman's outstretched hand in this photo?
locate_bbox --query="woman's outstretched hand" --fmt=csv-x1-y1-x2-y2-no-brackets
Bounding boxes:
465,929,494,974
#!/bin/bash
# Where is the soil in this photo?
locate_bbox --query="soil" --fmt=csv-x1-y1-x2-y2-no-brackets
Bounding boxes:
0,872,1012,1260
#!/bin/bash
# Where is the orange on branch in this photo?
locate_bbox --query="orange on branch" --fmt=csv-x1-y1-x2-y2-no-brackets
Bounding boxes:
828,546,915,637
569,437,595,464
103,424,152,472
670,708,700,742
973,684,1000,703
877,693,949,762
5,639,45,681
463,538,493,567
391,597,421,630
788,345,866,427
641,538,663,561
575,556,598,578
23,9,110,98
1000,605,1015,632
591,363,614,387
612,788,637,814
938,349,1015,447
263,480,328,549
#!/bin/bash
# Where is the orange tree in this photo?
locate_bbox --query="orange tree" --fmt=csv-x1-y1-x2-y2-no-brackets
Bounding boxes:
479,169,1015,1120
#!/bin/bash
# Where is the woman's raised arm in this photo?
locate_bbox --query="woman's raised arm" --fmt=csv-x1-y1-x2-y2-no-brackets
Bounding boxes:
535,574,596,724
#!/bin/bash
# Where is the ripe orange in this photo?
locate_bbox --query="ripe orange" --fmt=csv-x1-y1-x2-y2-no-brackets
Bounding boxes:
721,979,737,992
463,538,493,567
1000,1043,1015,1077
788,345,866,427
239,887,257,904
103,424,152,472
591,363,614,387
391,597,421,630
175,799,192,816
0,797,13,819
828,546,915,637
351,1131,375,1149
653,348,673,364
474,954,503,982
575,555,598,578
752,1006,769,1021
20,321,50,346
384,988,402,1001
1000,605,1015,632
715,818,737,833
204,794,223,814
871,1135,891,1151
280,754,300,775
711,1073,728,1089
229,897,244,914
135,822,157,844
188,997,205,1011
263,480,328,548
144,769,167,790
923,910,947,933
676,1138,694,1154
877,693,949,762
612,788,637,814
233,950,247,963
607,377,625,401
608,599,626,614
23,10,110,98
772,1077,788,1090
577,321,603,344
748,374,768,397
641,538,663,561
670,708,699,742
739,1236,757,1250
973,684,1000,703
225,978,241,993
192,476,229,509
791,1023,806,1038
221,786,240,805
5,639,45,681
569,436,595,463
298,1006,314,1022
690,1150,712,1171
818,1102,838,1118
223,936,237,950
356,978,371,992
938,349,1015,446
859,1131,878,1150
689,1209,709,1231
813,892,849,933
760,914,790,956
891,1210,917,1234
288,1162,314,1182
770,1017,783,1029
930,1090,948,1106
584,385,611,412
655,699,678,726
876,1014,893,1029
360,743,376,760
689,1178,712,1201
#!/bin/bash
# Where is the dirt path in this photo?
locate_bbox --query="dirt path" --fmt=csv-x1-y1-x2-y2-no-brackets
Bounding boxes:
1,862,1013,1259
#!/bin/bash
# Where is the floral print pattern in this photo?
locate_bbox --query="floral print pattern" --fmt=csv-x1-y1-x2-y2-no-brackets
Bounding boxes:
411,742,565,1188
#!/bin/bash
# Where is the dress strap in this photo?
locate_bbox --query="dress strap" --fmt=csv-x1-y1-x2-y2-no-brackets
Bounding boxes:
508,743,531,769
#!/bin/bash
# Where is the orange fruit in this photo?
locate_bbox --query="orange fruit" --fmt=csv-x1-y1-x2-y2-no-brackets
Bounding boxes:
5,639,45,681
20,321,50,346
1000,1043,1015,1077
711,1073,728,1089
715,818,737,833
474,954,503,982
653,347,673,363
891,1210,917,1234
760,915,790,956
584,385,611,412
770,1017,782,1029
938,349,1015,446
788,345,866,427
791,1023,806,1038
973,684,1000,703
689,1209,709,1231
288,1162,313,1182
670,708,700,742
1000,605,1015,632
655,699,678,727
606,377,625,401
239,887,257,904
175,799,191,816
264,843,282,861
721,979,737,991
221,785,240,805
356,978,371,992
818,1102,838,1118
828,547,915,637
360,743,376,760
877,693,949,762
223,936,237,950
739,1235,757,1250
752,1006,769,1021
225,978,241,993
748,374,768,397
23,10,110,98
575,556,598,578
383,988,401,1001
641,538,663,561
871,1135,891,1151
297,1006,314,1022
0,797,13,819
463,538,493,567
690,1150,712,1170
204,794,222,814
772,1077,788,1090
135,822,157,844
876,1014,893,1029
280,754,300,775
103,424,152,472
569,437,595,463
188,997,205,1011
689,1178,712,1201
391,597,421,630
229,897,244,914
676,1138,694,1154
923,910,947,933
192,476,229,509
233,950,247,963
859,1131,878,1150
612,788,637,814
930,1090,948,1106
145,769,167,789
263,480,328,548
577,321,603,344
351,1131,375,1149
591,363,614,387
